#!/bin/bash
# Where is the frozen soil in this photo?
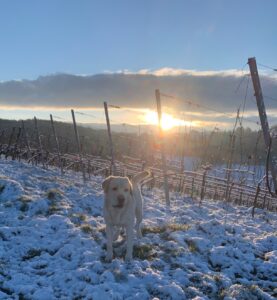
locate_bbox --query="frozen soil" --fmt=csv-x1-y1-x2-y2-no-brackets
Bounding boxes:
0,159,276,300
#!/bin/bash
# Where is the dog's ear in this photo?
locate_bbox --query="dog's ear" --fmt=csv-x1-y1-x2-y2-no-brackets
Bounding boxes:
102,176,113,194
128,178,133,196
130,185,133,196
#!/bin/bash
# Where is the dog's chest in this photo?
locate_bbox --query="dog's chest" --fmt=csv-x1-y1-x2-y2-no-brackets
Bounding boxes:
112,212,128,225
104,206,134,226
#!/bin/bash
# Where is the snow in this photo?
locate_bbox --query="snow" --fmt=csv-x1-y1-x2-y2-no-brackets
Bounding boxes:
0,158,276,299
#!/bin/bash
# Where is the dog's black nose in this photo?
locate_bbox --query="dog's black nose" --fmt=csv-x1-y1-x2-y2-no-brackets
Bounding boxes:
117,194,125,205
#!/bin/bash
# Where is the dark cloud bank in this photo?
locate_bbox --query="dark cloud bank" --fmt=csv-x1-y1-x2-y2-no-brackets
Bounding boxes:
0,71,276,113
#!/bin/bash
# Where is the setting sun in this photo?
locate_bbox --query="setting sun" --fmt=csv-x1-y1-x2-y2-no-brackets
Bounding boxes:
143,110,191,130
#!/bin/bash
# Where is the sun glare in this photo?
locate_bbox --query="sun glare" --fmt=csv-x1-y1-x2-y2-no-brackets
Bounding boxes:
143,111,191,130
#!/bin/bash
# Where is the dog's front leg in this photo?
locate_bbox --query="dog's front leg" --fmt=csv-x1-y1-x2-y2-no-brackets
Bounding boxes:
125,225,134,261
105,224,113,262
135,206,143,239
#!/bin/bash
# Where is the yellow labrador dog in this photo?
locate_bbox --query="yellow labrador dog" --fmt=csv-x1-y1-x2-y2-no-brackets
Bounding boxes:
102,170,149,261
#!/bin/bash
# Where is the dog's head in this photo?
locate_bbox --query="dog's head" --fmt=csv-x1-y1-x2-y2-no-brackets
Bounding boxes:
102,176,133,209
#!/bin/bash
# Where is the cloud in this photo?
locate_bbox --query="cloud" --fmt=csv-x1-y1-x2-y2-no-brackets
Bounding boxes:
112,67,250,77
0,69,276,119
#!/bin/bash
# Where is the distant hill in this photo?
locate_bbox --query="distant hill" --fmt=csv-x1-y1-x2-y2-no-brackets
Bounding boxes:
0,118,269,166
80,122,160,133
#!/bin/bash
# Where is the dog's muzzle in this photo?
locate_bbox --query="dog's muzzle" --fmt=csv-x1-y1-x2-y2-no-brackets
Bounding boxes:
113,195,125,208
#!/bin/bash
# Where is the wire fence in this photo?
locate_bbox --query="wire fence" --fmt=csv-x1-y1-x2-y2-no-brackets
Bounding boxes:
1,59,277,214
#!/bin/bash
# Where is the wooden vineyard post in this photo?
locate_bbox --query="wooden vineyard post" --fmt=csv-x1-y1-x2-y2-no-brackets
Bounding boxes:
0,130,5,153
225,109,239,201
0,130,4,142
178,128,187,192
180,128,187,174
34,117,45,168
12,127,22,160
155,89,170,207
191,177,195,201
50,114,64,174
239,183,243,206
248,57,277,193
138,124,143,162
225,135,236,200
252,184,261,218
213,186,218,201
200,170,207,206
5,127,15,159
21,121,31,158
71,109,86,182
104,102,115,175
262,193,267,209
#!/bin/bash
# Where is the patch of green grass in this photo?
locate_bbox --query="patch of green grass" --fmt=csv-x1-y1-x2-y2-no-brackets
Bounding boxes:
167,224,190,231
70,213,87,225
19,293,29,300
218,288,226,299
80,224,93,234
18,214,25,220
0,184,5,193
142,226,167,235
48,204,60,215
162,246,186,263
46,189,63,201
70,213,87,221
213,274,221,282
18,196,34,212
22,249,42,260
186,240,198,253
170,262,182,269
142,223,190,235
73,296,85,300
250,285,258,291
76,213,86,222
19,195,32,203
0,286,12,296
0,231,7,241
46,191,64,215
99,226,106,233
133,244,157,260
19,202,29,212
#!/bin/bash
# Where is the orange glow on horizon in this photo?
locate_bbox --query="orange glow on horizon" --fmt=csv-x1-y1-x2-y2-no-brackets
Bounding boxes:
143,110,193,130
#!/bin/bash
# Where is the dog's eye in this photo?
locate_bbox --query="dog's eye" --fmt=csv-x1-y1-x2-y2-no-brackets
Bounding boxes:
112,187,118,191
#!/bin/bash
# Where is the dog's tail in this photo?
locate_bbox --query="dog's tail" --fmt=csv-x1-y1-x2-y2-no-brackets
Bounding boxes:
131,170,150,185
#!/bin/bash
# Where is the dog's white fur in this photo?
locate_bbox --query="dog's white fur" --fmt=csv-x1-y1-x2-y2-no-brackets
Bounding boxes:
102,170,149,261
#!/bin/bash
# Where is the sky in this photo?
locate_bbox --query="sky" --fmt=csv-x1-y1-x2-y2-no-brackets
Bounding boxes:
0,0,277,129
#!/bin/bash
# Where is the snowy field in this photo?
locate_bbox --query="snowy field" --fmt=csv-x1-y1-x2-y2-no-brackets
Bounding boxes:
0,159,276,300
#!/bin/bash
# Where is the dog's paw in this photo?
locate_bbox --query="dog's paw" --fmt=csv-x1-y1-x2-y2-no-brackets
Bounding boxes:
137,230,143,239
105,253,113,262
113,228,120,241
125,253,133,262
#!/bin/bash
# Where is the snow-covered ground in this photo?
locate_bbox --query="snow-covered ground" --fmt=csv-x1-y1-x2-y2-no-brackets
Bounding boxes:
0,159,276,300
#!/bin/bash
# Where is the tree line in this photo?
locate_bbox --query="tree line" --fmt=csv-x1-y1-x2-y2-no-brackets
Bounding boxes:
0,118,273,170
